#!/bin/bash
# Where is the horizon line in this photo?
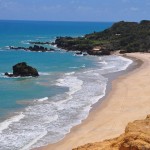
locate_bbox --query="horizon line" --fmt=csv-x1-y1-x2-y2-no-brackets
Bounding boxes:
0,18,147,22
0,19,116,23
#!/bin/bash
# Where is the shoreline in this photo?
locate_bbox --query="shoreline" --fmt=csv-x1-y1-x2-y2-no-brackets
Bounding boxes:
39,53,147,150
90,54,143,114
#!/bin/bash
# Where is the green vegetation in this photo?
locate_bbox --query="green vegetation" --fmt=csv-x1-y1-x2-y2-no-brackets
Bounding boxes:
55,20,150,55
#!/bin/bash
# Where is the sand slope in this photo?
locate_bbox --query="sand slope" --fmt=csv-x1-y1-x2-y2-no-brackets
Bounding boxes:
73,115,150,150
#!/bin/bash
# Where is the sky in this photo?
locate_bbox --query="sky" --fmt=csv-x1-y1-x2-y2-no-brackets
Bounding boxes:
0,0,149,22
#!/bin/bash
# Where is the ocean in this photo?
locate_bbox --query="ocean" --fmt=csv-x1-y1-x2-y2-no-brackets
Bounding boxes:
0,20,132,150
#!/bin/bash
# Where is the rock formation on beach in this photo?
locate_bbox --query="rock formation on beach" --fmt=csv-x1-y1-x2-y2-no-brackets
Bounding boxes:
73,115,150,150
5,62,39,77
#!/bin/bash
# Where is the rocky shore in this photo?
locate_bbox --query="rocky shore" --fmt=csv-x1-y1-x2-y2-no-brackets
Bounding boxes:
9,45,55,52
73,115,150,150
29,41,52,45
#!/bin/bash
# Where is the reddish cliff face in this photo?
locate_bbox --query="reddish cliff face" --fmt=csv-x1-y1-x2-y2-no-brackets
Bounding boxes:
73,115,150,150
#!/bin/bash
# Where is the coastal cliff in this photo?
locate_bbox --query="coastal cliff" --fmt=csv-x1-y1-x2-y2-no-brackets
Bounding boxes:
73,115,150,150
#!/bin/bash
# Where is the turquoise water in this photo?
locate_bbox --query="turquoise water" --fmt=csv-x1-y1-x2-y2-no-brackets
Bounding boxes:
0,20,113,47
0,50,95,118
0,21,133,150
0,21,113,119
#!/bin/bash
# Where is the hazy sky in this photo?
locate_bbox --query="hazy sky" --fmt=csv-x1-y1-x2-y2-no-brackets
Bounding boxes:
0,0,149,21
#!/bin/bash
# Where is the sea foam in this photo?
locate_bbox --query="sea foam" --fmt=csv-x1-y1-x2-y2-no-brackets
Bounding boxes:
0,112,25,133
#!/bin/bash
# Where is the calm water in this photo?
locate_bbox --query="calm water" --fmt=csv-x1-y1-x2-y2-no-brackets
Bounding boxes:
0,20,132,150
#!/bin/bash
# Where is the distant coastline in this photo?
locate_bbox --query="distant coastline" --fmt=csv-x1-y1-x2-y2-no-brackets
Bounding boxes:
5,20,150,58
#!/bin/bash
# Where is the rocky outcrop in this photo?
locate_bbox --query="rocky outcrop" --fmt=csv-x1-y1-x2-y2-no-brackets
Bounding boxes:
9,45,55,52
29,41,51,45
55,37,94,52
87,49,110,56
120,50,128,54
5,62,39,77
73,115,150,150
54,20,150,54
55,37,111,56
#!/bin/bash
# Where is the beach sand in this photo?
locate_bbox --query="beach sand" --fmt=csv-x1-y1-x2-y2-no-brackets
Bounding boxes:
41,53,150,150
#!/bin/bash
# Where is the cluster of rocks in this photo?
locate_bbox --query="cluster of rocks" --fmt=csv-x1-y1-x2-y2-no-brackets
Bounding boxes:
5,62,39,77
75,52,87,56
8,37,111,56
9,45,55,52
29,41,52,45
87,49,110,55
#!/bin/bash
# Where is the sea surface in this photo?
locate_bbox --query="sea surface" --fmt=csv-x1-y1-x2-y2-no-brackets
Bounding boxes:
0,20,132,150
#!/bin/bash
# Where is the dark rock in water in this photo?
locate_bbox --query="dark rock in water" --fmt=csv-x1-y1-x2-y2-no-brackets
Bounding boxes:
75,52,87,56
5,72,9,76
9,46,27,50
13,62,39,77
29,41,51,45
5,62,39,77
50,48,55,51
4,72,14,77
9,45,54,52
76,52,83,55
51,42,55,45
28,45,48,52
83,53,87,56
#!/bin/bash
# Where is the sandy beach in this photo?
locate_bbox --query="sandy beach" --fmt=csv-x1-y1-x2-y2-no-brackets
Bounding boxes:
41,53,150,150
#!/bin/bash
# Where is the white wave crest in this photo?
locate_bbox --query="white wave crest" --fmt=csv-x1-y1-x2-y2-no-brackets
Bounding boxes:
21,41,30,45
21,130,48,150
98,61,108,65
4,46,11,49
35,97,49,102
69,66,78,69
0,112,25,133
56,76,83,95
39,72,51,76
117,56,133,70
65,72,75,76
